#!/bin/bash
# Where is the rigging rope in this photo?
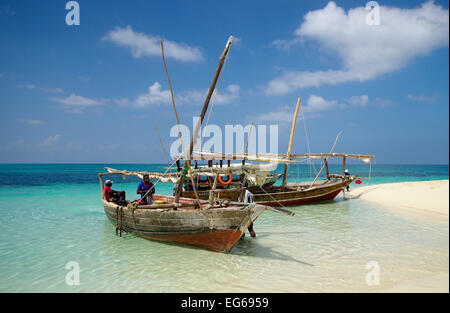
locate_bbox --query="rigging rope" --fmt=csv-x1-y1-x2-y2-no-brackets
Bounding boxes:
153,121,170,166
160,40,201,206
299,98,317,178
257,185,287,208
308,131,343,189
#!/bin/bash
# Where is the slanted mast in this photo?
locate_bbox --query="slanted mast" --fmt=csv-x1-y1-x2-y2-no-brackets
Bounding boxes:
173,36,234,203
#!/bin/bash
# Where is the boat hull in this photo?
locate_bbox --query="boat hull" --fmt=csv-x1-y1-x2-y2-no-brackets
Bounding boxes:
182,178,353,207
103,195,265,252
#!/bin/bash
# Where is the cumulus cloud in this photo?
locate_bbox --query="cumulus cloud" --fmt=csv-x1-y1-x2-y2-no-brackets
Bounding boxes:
51,93,107,113
347,95,369,108
41,134,61,147
134,82,171,107
125,82,240,107
103,26,204,62
267,1,449,95
303,95,338,113
253,95,338,124
253,94,389,123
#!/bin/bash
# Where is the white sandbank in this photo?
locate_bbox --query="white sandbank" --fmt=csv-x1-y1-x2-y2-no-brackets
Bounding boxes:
347,180,449,293
346,180,449,222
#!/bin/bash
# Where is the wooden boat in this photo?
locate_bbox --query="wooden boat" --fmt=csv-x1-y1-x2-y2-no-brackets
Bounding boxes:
99,36,294,252
179,154,368,206
182,175,355,206
179,97,375,207
99,174,275,252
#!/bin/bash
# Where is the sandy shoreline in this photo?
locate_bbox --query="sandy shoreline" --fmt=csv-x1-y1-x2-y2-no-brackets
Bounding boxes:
346,180,449,222
346,179,449,293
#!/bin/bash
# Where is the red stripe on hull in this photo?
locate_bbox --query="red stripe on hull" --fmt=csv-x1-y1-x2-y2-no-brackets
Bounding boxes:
138,229,244,252
259,188,343,207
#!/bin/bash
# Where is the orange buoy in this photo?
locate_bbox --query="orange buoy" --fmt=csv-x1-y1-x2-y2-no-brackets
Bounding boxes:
218,174,232,186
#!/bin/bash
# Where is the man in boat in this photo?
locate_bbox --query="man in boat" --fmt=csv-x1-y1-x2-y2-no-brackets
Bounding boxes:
104,180,126,204
137,174,155,205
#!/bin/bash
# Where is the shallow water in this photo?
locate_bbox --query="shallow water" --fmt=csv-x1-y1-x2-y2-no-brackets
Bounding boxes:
0,164,448,292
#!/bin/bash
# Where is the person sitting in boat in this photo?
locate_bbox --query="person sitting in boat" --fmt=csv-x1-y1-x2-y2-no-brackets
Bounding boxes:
137,174,155,205
104,180,126,204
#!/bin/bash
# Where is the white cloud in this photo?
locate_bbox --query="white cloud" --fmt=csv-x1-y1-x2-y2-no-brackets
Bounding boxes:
215,84,240,104
103,26,204,62
267,1,449,95
24,84,64,93
134,82,172,107
347,95,369,108
253,94,386,123
51,93,107,113
270,38,303,51
303,94,338,113
127,82,240,108
41,134,61,147
19,118,42,125
253,107,295,124
407,94,435,103
253,95,337,124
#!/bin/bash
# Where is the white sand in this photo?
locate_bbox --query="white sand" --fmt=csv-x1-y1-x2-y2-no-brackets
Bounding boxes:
346,180,449,222
383,274,449,293
347,180,449,292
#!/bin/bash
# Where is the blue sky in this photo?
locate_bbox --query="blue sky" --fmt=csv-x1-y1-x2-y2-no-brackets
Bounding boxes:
0,0,448,164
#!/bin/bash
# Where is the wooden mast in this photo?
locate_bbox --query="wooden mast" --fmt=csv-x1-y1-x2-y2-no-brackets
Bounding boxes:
281,97,301,187
188,36,233,157
174,36,234,202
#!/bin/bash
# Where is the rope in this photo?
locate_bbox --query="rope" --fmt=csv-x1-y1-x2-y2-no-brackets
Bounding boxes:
308,131,342,189
161,40,188,161
257,185,287,208
299,99,317,178
161,40,201,206
153,121,170,166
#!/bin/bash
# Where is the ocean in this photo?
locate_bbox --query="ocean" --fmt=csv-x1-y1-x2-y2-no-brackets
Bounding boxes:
0,163,448,292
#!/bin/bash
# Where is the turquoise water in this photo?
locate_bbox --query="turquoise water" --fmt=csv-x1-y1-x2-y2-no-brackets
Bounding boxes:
0,164,448,292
